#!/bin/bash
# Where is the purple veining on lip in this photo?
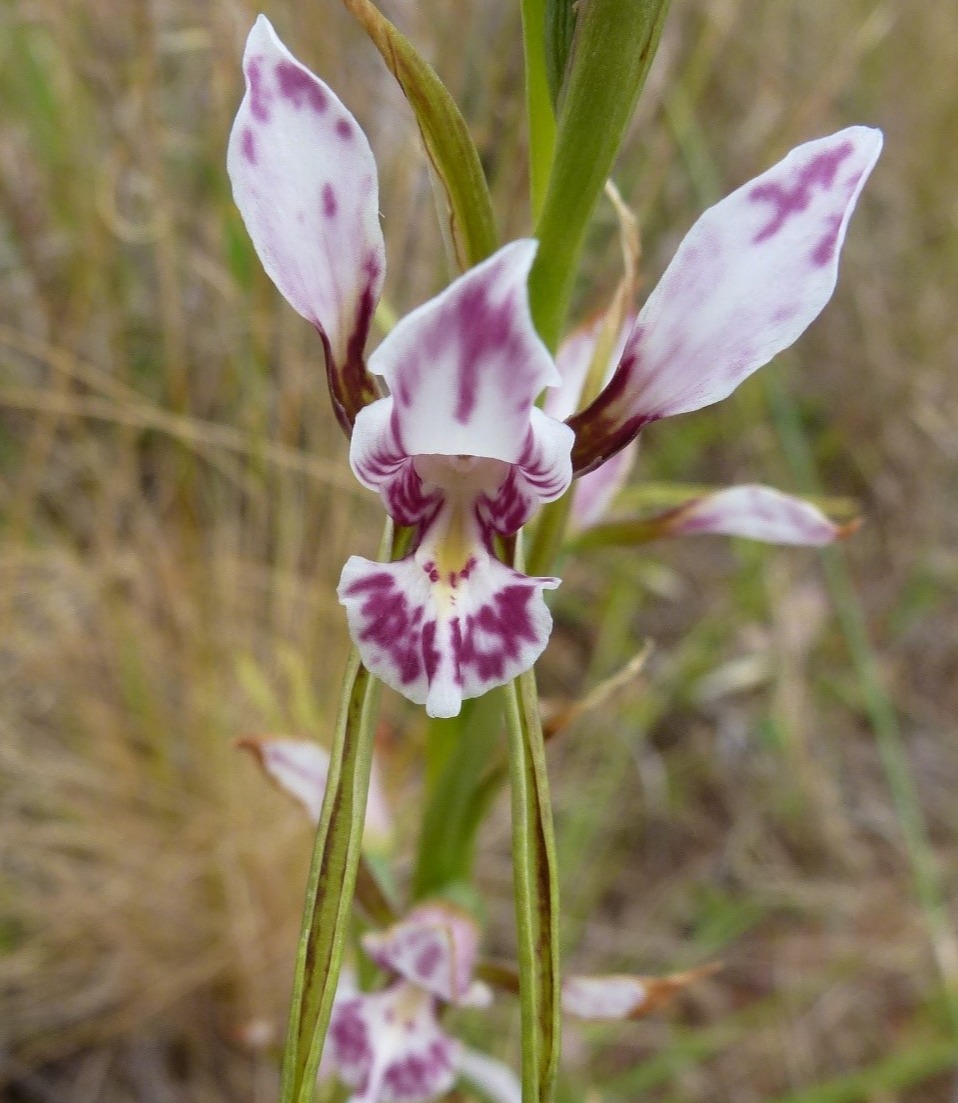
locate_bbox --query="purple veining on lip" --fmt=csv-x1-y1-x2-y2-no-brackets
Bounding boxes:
328,998,373,1070
750,140,854,243
458,583,538,681
383,1039,457,1100
322,182,338,218
345,572,425,686
339,553,559,717
275,59,328,112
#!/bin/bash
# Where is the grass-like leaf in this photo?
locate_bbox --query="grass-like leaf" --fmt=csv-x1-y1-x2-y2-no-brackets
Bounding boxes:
341,0,498,270
504,670,561,1102
529,0,671,349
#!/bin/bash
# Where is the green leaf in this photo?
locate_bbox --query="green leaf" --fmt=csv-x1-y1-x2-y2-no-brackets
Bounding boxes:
341,0,498,270
520,0,558,219
504,670,561,1103
529,0,672,349
544,0,579,107
413,693,505,900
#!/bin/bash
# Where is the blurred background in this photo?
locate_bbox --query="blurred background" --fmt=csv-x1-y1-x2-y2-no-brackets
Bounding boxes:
1,0,956,1100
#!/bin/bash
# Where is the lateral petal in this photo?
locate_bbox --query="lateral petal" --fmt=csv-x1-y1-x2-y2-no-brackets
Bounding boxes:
570,127,882,472
227,16,384,429
660,484,845,545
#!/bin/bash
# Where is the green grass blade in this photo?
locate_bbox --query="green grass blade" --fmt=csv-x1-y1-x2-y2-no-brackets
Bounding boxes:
413,693,505,900
278,523,401,1103
761,1036,958,1103
520,0,557,220
529,0,671,349
504,669,561,1102
767,377,958,1035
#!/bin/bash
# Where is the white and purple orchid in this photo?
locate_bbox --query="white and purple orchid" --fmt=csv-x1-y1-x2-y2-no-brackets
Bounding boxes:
324,902,513,1103
228,15,881,719
229,17,572,719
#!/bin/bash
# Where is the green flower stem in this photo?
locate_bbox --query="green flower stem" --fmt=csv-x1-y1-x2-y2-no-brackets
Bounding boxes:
279,522,403,1103
528,0,671,350
413,693,504,899
504,668,561,1103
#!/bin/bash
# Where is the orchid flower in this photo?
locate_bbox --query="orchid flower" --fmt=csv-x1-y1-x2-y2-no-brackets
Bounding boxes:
228,16,881,720
325,902,515,1103
228,16,573,719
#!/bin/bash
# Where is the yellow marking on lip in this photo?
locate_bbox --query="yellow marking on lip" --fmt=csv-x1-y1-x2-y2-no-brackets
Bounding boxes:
433,499,474,580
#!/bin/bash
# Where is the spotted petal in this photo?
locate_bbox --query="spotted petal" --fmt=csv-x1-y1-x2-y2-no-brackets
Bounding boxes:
352,240,573,504
227,16,384,431
361,903,490,1007
327,981,459,1103
338,550,558,719
570,127,883,472
658,485,846,545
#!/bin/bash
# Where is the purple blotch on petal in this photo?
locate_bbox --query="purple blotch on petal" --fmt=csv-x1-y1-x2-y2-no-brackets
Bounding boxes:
241,127,257,164
328,999,372,1067
350,574,423,685
248,56,270,122
322,182,338,219
749,140,854,244
383,1041,455,1098
415,942,443,981
336,117,353,139
810,213,843,268
275,60,328,112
